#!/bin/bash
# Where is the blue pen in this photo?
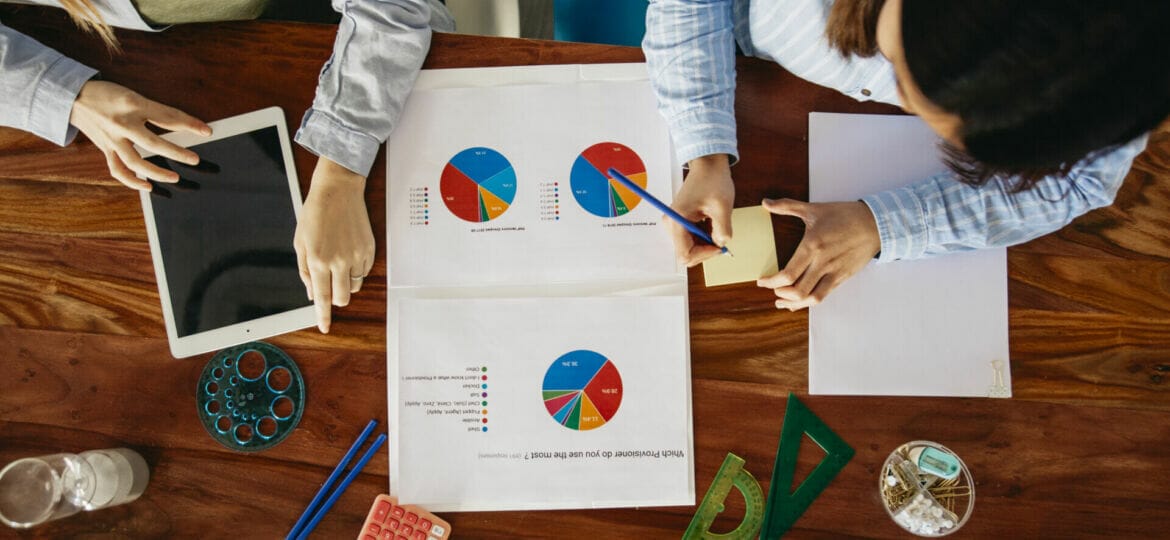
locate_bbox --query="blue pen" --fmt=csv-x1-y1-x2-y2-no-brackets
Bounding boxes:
286,420,378,540
607,167,732,256
296,432,388,540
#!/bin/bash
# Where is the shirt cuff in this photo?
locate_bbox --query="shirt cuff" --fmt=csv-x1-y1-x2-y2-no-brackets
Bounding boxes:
294,109,382,176
861,186,929,262
32,55,98,146
667,107,739,166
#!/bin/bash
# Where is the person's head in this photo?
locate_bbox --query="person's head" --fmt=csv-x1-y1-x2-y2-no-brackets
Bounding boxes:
827,0,1170,191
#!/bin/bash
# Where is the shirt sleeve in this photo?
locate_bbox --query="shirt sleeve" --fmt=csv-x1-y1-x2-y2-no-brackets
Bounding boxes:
861,133,1151,262
0,22,98,146
643,0,739,166
295,0,454,177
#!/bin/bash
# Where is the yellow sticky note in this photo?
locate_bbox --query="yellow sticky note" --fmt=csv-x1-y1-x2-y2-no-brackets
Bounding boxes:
702,206,779,287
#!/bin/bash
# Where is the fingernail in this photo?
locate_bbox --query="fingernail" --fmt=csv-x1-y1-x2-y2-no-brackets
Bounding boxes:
201,127,212,136
762,198,774,204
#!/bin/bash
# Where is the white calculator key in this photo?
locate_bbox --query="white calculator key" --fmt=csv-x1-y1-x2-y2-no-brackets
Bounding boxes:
430,524,447,536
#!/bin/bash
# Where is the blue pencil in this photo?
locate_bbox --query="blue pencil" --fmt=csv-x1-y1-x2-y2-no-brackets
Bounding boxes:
295,433,388,540
286,420,377,540
607,167,731,256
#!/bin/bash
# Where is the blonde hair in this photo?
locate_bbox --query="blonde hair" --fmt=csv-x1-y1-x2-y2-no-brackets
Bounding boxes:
60,0,120,52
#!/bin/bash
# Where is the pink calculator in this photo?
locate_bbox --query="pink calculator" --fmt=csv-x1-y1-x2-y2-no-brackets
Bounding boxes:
358,494,452,540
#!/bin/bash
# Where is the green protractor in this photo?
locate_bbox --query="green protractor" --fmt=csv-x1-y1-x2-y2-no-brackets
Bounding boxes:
684,453,767,540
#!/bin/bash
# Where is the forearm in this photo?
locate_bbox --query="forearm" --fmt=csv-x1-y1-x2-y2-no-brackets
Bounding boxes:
294,0,435,176
644,0,739,166
862,133,1150,261
0,24,97,145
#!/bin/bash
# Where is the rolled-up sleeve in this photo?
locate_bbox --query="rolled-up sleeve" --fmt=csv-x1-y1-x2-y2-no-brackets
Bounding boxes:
643,0,739,166
296,0,451,176
0,22,98,146
862,134,1150,261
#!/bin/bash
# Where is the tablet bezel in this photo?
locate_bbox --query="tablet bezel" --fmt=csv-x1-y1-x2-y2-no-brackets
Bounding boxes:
138,106,314,358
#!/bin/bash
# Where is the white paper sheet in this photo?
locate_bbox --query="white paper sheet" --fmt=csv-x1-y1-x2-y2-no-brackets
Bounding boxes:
395,297,693,511
808,113,1011,397
386,80,676,288
385,64,694,512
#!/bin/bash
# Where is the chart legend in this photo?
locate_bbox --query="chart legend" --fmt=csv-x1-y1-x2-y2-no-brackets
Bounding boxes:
440,147,517,223
408,186,430,226
570,142,647,218
541,350,623,431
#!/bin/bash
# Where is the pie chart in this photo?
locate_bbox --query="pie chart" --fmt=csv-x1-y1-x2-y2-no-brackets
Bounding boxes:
541,350,623,431
440,147,517,222
570,142,647,218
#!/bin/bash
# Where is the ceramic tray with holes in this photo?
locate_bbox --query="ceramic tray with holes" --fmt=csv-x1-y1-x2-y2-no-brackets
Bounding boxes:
196,342,305,452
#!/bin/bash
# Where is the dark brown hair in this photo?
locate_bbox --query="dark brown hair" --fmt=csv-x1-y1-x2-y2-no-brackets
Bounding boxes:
824,0,1170,193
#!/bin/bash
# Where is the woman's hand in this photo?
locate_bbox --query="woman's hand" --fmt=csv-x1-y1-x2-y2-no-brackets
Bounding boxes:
670,154,735,266
294,158,375,333
757,198,881,310
69,80,211,190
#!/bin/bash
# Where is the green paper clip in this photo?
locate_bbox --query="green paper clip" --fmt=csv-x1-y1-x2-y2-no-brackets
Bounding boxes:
760,393,854,539
683,453,766,539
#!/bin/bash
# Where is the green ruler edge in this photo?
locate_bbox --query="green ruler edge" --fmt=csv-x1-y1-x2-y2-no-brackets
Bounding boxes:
760,393,855,539
684,393,853,539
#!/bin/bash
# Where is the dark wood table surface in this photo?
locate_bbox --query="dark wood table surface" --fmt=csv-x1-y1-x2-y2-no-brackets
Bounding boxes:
2,9,1169,539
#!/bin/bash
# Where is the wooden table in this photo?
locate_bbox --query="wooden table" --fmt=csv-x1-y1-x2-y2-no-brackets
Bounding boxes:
2,9,1169,539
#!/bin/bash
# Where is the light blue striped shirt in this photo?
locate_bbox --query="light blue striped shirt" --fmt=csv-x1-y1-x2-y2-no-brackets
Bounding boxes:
644,0,1149,262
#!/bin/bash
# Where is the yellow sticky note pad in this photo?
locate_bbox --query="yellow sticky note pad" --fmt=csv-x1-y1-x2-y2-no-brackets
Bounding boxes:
702,206,779,287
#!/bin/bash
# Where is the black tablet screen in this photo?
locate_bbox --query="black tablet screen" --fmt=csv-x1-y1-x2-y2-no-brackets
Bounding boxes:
146,127,311,337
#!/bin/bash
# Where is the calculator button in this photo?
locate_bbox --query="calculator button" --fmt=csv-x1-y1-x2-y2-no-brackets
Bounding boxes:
363,536,376,540
374,501,391,521
367,523,382,535
397,536,409,540
388,518,400,529
391,506,406,518
402,526,414,535
405,512,418,524
379,531,394,540
430,524,446,536
417,519,432,531
412,532,426,540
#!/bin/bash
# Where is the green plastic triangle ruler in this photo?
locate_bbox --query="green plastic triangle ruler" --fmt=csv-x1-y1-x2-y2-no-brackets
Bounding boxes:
760,393,854,539
683,453,766,539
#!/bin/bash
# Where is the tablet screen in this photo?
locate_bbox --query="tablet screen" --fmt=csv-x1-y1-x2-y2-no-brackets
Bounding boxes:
145,127,310,338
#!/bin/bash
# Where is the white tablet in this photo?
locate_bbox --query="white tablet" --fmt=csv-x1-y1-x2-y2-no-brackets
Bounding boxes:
138,107,314,358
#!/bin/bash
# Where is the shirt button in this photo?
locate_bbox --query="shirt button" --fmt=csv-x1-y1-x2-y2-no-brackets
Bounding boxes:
861,88,872,97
